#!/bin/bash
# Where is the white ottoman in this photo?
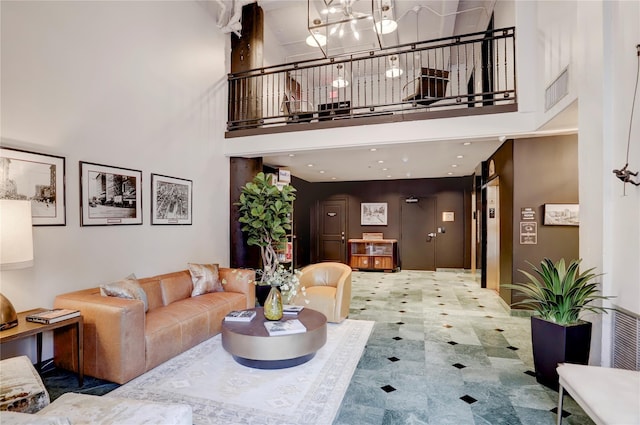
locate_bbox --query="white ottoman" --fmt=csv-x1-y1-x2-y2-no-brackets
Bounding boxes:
36,393,193,425
0,356,50,413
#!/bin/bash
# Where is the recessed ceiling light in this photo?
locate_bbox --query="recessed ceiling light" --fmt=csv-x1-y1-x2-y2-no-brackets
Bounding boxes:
401,157,409,163
370,148,377,152
319,170,325,174
405,172,411,177
463,142,472,146
288,154,295,157
386,175,392,178
382,168,388,171
307,164,314,167
451,164,458,168
331,177,337,180
456,155,464,159
378,160,384,164
448,172,454,175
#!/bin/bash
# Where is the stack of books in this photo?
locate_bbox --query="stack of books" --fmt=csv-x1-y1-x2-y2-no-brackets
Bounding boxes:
283,305,304,315
26,309,80,324
224,310,256,322
263,319,307,336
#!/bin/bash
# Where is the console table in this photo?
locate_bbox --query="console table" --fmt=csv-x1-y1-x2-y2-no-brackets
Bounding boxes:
0,308,83,386
348,238,399,272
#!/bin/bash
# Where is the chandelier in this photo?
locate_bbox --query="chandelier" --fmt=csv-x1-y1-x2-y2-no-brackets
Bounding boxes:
307,0,397,58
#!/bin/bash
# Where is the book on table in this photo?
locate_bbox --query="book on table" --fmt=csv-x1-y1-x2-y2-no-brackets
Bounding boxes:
263,319,307,336
26,309,80,324
224,310,256,322
283,305,304,315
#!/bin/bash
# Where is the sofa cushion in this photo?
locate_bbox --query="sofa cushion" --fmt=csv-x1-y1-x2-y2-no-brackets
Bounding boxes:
188,263,224,296
157,271,193,306
100,275,148,312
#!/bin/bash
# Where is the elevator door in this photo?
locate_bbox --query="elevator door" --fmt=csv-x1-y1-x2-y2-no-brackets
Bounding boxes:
485,178,500,292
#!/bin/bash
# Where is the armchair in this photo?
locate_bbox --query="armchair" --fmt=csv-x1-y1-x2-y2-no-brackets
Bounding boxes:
294,262,352,323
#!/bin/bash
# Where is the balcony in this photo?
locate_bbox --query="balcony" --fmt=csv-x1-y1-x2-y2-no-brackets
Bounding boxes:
226,27,516,137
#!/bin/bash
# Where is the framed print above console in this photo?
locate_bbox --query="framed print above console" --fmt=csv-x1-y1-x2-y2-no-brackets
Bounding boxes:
151,174,192,225
79,161,142,226
0,147,66,226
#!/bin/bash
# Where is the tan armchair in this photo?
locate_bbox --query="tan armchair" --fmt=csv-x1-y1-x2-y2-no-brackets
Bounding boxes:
294,262,352,323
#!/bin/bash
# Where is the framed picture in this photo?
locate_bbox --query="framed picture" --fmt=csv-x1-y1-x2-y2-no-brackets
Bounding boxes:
79,161,142,226
544,203,579,226
0,147,66,226
361,202,388,225
151,174,192,225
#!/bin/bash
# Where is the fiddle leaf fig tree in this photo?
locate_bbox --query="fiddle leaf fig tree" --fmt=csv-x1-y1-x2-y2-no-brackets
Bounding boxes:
236,172,296,284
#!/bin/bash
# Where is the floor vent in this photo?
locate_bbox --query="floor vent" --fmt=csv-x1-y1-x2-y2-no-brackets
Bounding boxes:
545,68,569,111
612,308,640,371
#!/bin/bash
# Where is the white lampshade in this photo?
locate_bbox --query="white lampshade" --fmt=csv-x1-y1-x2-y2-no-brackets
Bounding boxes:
0,200,34,270
385,67,403,78
332,77,349,88
374,18,398,35
306,32,327,47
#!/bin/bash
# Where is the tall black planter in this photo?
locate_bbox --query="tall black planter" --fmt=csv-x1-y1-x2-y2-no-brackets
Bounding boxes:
531,316,592,391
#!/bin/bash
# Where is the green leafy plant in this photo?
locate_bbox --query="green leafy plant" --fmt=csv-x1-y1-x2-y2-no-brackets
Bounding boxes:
236,172,296,284
506,258,613,325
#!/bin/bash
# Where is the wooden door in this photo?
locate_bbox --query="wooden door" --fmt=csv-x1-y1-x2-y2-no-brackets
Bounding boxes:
401,197,437,270
317,198,347,263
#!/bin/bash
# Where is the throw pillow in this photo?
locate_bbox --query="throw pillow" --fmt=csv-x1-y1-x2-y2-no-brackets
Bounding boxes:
188,263,224,296
100,274,149,312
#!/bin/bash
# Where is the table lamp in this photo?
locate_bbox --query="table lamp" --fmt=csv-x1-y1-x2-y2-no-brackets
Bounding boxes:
0,199,34,330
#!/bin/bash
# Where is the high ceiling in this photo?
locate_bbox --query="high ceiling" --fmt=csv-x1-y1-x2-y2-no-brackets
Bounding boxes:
216,0,578,182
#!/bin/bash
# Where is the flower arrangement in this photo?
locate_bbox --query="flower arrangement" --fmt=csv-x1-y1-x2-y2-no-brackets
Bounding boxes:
258,264,304,304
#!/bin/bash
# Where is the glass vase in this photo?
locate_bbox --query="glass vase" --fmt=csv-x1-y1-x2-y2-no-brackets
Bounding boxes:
264,285,283,321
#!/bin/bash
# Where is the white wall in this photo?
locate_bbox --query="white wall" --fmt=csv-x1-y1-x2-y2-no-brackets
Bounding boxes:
0,1,229,360
577,0,640,366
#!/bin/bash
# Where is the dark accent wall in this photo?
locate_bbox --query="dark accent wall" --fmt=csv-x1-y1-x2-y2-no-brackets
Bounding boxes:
308,177,473,269
229,157,262,269
488,135,579,307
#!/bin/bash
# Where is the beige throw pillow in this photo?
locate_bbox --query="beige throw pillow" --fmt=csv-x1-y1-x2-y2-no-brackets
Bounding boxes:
100,274,149,312
188,263,223,296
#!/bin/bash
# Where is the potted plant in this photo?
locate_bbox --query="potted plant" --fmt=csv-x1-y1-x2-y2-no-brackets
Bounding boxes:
236,172,297,309
505,258,612,390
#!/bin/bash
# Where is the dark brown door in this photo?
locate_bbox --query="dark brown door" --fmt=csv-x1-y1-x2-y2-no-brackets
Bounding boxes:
318,198,347,263
401,197,437,270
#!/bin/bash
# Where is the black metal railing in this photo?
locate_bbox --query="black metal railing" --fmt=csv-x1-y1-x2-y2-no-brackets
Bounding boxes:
227,27,516,133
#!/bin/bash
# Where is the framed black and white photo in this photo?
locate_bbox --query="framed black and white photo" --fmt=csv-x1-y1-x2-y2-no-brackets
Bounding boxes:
79,161,142,226
361,202,388,225
544,203,579,226
151,174,192,225
0,147,66,226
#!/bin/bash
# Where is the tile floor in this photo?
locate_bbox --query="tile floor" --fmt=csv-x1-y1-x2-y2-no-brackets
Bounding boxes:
334,270,594,425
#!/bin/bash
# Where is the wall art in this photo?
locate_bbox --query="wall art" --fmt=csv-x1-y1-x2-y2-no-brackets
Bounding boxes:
361,202,388,225
0,147,66,225
151,174,192,225
543,203,579,226
80,161,142,226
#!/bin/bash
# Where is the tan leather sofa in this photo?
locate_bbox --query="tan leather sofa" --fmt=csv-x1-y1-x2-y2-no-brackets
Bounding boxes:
53,268,255,384
295,262,352,323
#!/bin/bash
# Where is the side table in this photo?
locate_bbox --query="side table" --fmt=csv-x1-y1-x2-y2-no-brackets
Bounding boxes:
0,308,83,386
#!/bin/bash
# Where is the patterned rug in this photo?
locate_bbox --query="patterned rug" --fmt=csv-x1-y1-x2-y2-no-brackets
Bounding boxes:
108,319,374,425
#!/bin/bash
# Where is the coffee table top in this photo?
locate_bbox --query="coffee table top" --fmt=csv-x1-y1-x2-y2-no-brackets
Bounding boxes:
221,307,327,365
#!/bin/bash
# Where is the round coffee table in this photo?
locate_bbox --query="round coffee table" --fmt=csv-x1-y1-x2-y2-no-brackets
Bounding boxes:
221,307,327,369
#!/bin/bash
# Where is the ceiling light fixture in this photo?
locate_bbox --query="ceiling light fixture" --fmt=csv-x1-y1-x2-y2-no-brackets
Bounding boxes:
385,56,403,78
374,5,398,35
306,19,327,47
331,64,349,88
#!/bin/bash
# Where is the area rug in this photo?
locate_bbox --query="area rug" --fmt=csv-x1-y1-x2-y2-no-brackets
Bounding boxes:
108,319,374,425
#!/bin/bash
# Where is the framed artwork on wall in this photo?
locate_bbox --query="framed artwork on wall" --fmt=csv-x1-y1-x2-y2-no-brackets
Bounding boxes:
151,174,192,225
361,202,388,225
79,161,142,226
0,147,66,226
543,204,579,226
